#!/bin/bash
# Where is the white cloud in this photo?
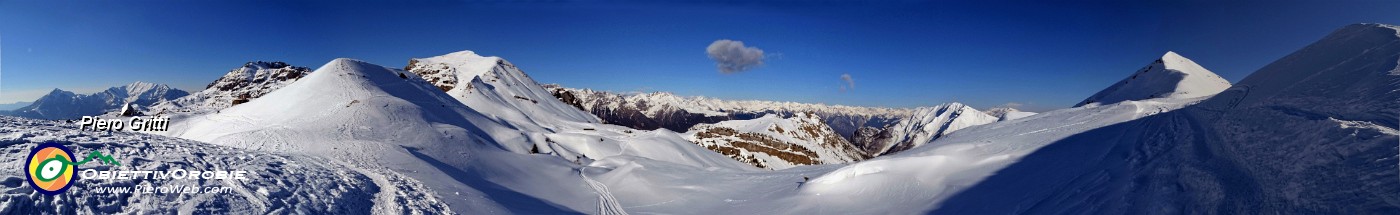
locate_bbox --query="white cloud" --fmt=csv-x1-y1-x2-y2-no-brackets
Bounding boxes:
706,39,765,74
840,73,855,91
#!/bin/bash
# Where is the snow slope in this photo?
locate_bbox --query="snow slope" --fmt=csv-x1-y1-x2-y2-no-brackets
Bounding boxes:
163,58,529,213
3,82,188,120
1076,51,1232,107
684,112,869,170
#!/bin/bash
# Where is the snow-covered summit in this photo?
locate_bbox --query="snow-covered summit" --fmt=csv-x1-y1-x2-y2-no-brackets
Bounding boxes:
146,61,312,115
406,50,600,132
1076,51,1231,107
167,57,489,153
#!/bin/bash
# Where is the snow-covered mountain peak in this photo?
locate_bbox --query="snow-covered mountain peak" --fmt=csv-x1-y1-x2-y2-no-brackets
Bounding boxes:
167,57,489,151
325,58,383,73
1157,51,1214,77
685,112,869,169
1076,51,1231,107
406,50,600,131
857,102,999,156
123,81,160,93
39,88,77,99
405,50,509,92
146,61,312,115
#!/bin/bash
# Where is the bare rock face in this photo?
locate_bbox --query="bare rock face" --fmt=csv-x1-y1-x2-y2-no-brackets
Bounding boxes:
851,126,891,154
404,58,457,92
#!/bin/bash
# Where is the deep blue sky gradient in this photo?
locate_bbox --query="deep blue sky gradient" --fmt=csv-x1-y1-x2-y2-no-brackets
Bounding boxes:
2,0,1397,111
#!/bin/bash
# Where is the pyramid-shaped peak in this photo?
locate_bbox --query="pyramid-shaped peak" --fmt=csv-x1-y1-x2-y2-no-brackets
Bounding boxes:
1076,51,1232,107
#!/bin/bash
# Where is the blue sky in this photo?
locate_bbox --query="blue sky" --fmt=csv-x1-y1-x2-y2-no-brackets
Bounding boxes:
2,0,1397,111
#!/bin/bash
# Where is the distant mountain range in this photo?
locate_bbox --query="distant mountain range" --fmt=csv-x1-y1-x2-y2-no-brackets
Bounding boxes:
0,82,188,120
544,86,1015,156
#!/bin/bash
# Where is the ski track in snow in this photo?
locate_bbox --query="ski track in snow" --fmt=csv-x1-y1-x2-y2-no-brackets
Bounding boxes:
581,167,628,215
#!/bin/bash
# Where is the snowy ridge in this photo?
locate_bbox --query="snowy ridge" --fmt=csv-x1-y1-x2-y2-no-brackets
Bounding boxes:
147,61,312,115
683,112,869,170
1077,51,1232,107
552,87,910,120
407,50,600,133
859,103,999,156
547,86,909,141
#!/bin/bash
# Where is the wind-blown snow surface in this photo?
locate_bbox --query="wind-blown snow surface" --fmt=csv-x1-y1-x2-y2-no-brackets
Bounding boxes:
1077,51,1231,107
0,116,412,214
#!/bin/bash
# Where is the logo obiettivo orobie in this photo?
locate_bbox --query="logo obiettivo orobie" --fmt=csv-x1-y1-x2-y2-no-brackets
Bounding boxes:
25,141,121,195
24,139,254,195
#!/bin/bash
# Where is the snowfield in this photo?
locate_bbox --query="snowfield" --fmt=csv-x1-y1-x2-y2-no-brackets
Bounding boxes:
2,23,1397,214
0,116,444,214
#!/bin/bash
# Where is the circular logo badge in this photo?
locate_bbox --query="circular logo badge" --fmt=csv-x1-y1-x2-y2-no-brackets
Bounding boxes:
26,142,76,195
